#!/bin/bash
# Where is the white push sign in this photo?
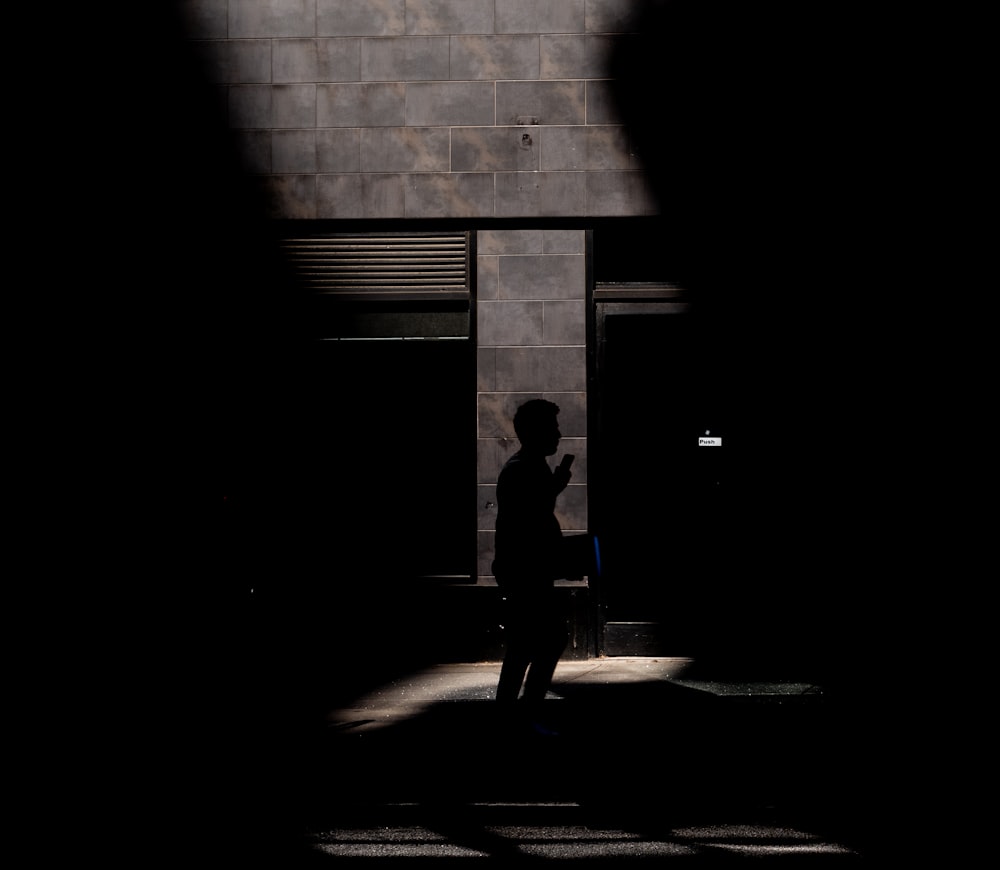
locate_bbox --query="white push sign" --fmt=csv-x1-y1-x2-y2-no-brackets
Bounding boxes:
698,436,722,447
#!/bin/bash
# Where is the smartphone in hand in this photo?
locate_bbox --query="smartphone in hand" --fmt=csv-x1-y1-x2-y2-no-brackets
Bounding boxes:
559,453,575,471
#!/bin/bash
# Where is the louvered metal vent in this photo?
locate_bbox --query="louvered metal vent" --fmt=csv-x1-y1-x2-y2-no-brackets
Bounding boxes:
281,232,470,301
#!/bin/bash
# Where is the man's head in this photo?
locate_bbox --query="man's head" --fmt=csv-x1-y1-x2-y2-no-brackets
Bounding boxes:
513,399,561,456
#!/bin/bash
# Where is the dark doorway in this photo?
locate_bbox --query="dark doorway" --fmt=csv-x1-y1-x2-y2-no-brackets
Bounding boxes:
592,302,730,656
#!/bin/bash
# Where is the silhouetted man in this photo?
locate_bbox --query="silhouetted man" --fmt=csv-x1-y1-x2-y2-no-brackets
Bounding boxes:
492,399,573,734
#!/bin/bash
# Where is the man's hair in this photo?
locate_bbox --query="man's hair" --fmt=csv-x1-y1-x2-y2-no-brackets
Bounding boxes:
513,399,560,442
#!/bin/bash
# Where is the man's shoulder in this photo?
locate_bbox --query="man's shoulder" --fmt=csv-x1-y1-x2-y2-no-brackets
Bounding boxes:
498,454,551,492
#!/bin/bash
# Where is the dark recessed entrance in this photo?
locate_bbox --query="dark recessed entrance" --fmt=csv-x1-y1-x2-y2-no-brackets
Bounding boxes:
592,303,729,656
589,221,731,657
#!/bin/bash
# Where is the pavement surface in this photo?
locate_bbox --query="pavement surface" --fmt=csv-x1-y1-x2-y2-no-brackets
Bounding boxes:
229,657,894,866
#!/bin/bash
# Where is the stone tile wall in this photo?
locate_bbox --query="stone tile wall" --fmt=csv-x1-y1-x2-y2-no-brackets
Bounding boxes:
180,0,658,219
476,229,587,582
176,2,652,583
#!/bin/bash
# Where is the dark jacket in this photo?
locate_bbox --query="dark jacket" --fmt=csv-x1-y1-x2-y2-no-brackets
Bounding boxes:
492,450,564,589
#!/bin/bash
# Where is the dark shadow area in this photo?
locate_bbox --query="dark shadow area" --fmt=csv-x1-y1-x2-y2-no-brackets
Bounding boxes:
603,1,863,677
603,3,918,673
602,4,933,859
298,335,475,582
299,676,868,864
27,5,449,864
36,10,486,865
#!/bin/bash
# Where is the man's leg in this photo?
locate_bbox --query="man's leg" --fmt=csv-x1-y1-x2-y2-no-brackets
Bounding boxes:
496,648,529,704
521,609,568,707
496,597,530,704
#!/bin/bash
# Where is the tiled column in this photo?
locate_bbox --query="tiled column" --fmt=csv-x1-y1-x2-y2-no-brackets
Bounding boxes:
476,229,587,583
